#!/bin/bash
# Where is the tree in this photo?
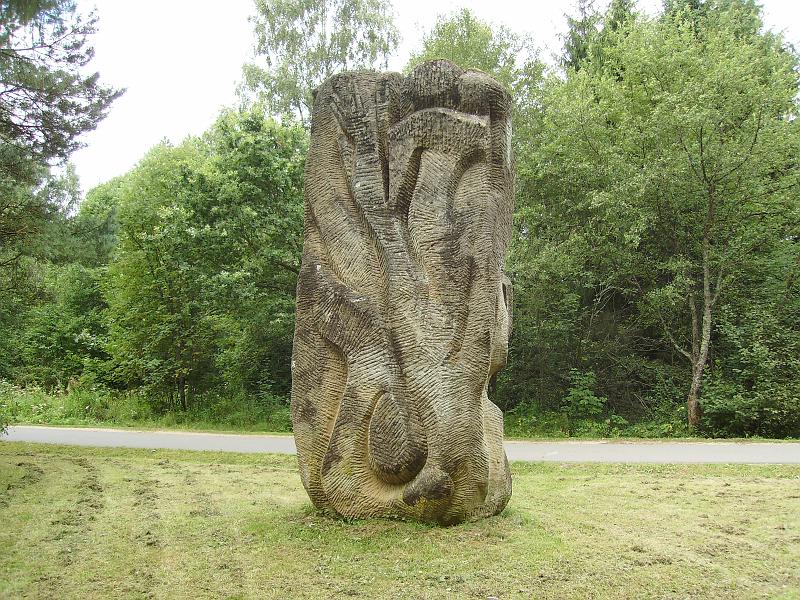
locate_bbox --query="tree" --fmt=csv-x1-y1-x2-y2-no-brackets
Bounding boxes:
560,0,600,71
105,110,308,408
0,0,121,290
16,262,111,388
408,9,523,87
240,0,399,123
0,164,82,382
0,0,122,169
560,0,636,72
526,3,799,427
203,108,307,396
6,174,125,390
605,0,636,30
106,141,219,408
72,176,123,267
700,233,800,437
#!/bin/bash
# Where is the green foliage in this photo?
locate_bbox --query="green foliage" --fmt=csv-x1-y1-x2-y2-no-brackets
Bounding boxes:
102,109,306,410
105,140,219,405
560,0,601,71
15,264,110,388
0,165,90,388
408,9,522,86
1,163,81,289
200,109,307,397
241,0,398,122
5,1,800,439
1,380,146,425
72,177,123,266
506,0,800,429
0,0,122,167
561,369,607,420
560,0,636,71
170,392,292,432
1,381,292,432
0,0,119,399
701,380,800,439
0,1,120,287
700,257,800,437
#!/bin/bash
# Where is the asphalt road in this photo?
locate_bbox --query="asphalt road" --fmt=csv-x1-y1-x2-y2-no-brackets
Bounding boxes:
4,425,800,463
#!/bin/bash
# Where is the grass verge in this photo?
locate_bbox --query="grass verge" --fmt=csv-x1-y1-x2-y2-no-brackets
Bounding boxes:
1,442,799,599
5,382,796,441
0,382,293,434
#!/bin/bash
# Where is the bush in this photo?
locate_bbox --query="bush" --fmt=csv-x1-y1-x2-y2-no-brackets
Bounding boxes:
700,296,800,439
701,378,800,438
173,390,292,432
0,380,150,425
504,397,630,439
620,399,690,438
504,404,571,438
561,369,607,420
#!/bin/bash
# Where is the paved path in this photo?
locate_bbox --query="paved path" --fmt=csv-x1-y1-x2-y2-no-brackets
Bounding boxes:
3,425,800,463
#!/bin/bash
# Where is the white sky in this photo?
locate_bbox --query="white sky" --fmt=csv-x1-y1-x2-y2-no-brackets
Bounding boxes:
71,0,800,194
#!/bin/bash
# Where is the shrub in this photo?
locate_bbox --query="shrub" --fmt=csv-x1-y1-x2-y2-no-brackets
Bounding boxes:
561,369,607,420
701,378,800,438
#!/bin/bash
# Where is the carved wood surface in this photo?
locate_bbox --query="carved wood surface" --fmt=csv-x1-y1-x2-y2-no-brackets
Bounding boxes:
291,60,514,524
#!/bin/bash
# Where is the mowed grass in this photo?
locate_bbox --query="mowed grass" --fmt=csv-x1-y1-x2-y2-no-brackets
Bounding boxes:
1,443,798,600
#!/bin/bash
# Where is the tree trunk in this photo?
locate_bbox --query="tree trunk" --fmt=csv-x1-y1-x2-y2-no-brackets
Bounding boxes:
686,227,714,429
687,364,703,428
177,375,187,411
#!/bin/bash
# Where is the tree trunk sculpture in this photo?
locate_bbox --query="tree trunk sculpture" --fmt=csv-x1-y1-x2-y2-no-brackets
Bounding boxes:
291,60,514,525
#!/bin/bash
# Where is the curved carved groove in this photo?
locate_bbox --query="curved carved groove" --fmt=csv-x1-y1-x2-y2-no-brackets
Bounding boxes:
368,390,427,484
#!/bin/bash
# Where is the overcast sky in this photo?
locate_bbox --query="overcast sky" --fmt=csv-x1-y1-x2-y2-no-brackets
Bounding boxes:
71,0,800,194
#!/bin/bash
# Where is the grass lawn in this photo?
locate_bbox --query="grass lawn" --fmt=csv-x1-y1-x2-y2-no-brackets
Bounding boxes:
1,443,799,599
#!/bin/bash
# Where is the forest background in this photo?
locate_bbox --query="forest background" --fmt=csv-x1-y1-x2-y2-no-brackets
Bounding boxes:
1,0,798,439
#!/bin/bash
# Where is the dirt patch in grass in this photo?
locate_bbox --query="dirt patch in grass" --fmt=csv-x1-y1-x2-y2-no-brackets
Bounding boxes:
1,442,799,599
0,459,44,508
